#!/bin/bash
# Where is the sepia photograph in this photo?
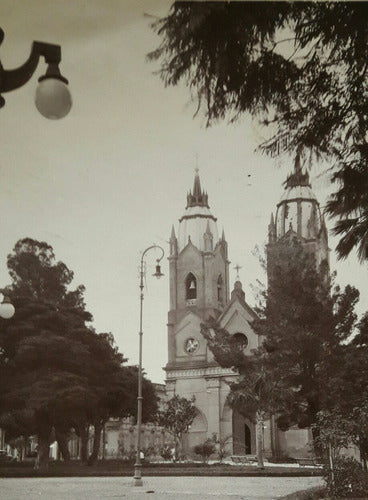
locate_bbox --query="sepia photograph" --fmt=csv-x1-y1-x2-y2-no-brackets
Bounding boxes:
1,1,368,498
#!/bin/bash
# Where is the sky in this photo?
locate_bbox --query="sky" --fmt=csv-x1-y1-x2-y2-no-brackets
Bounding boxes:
1,1,367,384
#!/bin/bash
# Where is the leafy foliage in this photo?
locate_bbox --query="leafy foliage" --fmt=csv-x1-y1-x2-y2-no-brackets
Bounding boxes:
323,455,368,498
255,240,359,432
201,322,280,420
203,238,361,460
0,238,158,466
313,410,353,465
156,395,197,460
201,320,281,468
150,2,368,260
193,439,216,463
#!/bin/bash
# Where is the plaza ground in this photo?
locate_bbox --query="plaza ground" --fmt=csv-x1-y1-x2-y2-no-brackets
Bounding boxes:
2,476,323,500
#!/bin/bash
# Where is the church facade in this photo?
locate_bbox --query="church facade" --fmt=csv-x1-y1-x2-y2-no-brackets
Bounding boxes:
165,167,329,459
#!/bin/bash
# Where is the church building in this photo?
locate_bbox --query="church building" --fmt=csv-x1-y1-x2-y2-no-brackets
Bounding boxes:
165,166,329,459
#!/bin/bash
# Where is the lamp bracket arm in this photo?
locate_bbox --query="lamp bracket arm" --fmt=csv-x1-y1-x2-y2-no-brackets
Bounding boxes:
140,244,165,267
0,41,61,93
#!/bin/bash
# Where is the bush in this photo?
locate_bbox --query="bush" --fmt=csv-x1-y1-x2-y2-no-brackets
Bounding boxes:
160,446,173,461
193,439,216,463
324,455,368,498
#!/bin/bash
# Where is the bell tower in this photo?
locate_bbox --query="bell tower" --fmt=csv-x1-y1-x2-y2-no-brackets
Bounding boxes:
166,171,230,372
267,157,329,271
165,171,233,451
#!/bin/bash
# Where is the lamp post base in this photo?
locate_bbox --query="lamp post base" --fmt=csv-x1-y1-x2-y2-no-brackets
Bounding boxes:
133,463,143,486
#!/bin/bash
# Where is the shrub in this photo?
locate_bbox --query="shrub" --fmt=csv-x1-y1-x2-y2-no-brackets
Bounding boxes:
324,455,368,498
193,439,216,463
160,446,173,461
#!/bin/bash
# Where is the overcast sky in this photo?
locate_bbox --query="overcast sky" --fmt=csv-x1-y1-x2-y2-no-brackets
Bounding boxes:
1,1,367,383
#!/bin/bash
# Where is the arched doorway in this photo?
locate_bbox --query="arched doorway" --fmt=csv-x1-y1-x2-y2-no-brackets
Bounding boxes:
232,410,255,455
244,424,251,454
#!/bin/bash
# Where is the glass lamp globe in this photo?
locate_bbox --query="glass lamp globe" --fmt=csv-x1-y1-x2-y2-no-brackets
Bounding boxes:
0,301,15,319
35,77,72,119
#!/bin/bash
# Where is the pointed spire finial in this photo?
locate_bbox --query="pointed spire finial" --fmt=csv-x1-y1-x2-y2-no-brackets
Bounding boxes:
186,169,209,208
285,152,311,189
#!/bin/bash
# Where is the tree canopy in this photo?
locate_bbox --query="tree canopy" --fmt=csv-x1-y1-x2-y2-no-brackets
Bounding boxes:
156,395,197,460
202,239,362,456
0,238,158,466
149,1,368,261
254,240,359,432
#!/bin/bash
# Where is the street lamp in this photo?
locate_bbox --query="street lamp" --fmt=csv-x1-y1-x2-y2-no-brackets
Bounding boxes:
0,293,14,450
134,244,164,487
0,294,15,320
0,28,71,119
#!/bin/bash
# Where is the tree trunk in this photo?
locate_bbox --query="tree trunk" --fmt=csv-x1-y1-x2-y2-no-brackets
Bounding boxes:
256,411,264,469
88,421,103,466
328,441,335,489
174,434,181,462
79,425,89,463
55,430,71,463
310,421,322,458
36,433,51,469
358,436,368,472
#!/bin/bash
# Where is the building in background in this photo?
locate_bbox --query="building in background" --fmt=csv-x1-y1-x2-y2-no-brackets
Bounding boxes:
165,168,329,458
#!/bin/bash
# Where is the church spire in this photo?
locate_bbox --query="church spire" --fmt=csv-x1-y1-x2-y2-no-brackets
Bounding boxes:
268,212,276,243
170,225,178,256
186,170,209,208
285,153,311,189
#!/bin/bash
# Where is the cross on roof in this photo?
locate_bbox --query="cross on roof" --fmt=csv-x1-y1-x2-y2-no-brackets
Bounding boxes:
195,152,199,172
234,264,242,280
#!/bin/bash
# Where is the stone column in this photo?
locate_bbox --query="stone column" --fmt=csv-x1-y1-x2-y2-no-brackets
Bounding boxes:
205,377,221,440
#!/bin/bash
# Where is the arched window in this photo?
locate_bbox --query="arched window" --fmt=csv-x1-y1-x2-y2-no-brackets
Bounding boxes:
186,273,197,300
231,332,248,352
217,275,223,303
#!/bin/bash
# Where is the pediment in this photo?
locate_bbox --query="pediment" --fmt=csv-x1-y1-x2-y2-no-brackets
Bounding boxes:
175,310,201,335
219,299,255,327
220,307,255,337
218,300,259,352
178,239,202,258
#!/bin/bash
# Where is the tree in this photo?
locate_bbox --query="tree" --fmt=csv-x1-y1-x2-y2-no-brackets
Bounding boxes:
203,240,360,457
0,239,159,467
0,296,94,466
156,395,197,461
312,410,353,485
149,2,368,260
5,238,87,309
201,322,282,468
213,434,232,463
253,240,359,447
329,313,368,470
86,363,158,465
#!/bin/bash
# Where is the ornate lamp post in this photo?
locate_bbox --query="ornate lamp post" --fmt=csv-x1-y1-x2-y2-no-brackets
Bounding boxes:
134,245,164,487
0,28,71,119
0,293,15,450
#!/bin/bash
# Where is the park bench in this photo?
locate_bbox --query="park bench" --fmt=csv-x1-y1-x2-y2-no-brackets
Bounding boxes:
297,457,317,466
230,455,249,464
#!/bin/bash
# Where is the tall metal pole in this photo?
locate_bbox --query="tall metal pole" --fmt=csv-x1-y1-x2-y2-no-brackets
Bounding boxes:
133,245,164,487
